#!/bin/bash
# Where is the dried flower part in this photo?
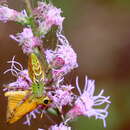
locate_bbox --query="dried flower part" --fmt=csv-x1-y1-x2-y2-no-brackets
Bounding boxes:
0,6,27,23
33,2,64,36
51,56,65,69
49,123,71,130
10,28,42,54
67,76,111,128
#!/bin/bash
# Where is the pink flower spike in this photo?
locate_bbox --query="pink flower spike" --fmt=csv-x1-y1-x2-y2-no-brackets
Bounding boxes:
67,76,111,128
33,2,64,36
45,32,78,79
10,28,42,54
48,84,74,108
49,123,71,130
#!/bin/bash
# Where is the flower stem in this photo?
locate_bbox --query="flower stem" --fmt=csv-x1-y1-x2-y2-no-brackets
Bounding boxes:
24,0,32,15
24,0,38,38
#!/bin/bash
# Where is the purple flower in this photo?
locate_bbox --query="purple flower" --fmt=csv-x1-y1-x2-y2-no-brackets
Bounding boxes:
0,6,18,22
49,123,71,130
24,109,41,126
33,2,64,36
45,33,78,79
49,84,74,108
6,69,32,91
0,6,27,23
4,56,32,91
67,76,111,128
10,28,42,54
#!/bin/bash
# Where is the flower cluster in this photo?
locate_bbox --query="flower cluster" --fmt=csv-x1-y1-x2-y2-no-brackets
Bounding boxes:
45,37,78,79
67,77,110,128
3,56,32,91
0,6,27,23
33,2,64,36
48,84,75,108
10,28,42,54
1,0,111,130
49,123,71,130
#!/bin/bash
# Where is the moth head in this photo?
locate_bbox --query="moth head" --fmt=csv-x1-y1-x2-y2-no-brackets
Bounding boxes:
42,96,52,106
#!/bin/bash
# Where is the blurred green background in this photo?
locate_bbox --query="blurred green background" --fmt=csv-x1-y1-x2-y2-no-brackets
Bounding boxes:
1,0,130,130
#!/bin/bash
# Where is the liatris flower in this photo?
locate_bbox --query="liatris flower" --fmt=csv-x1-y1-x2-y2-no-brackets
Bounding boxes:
45,33,78,79
49,85,75,109
0,6,19,22
6,69,31,91
33,2,64,36
3,56,32,91
67,76,111,128
49,123,71,130
24,109,41,126
10,28,42,54
0,6,27,23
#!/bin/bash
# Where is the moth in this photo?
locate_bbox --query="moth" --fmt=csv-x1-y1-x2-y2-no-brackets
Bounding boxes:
5,53,51,124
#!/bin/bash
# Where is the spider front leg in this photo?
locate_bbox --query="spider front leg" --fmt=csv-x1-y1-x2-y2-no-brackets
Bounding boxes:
4,85,32,91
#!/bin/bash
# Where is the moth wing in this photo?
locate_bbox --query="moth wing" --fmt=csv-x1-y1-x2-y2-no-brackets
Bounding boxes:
5,91,37,124
5,91,28,119
8,98,37,124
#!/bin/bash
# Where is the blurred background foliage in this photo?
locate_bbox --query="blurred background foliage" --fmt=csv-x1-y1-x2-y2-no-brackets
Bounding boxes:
1,0,130,130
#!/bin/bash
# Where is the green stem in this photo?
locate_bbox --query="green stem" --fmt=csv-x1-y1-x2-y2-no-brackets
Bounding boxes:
24,0,38,35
